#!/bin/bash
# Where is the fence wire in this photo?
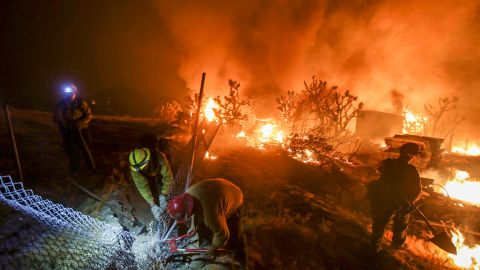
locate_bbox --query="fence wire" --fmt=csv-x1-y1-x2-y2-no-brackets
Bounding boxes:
0,175,137,270
0,122,221,270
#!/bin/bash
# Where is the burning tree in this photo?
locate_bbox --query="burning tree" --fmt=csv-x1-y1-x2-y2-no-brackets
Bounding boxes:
153,100,182,122
278,77,364,166
302,76,363,137
424,96,464,138
214,80,254,134
276,90,299,130
322,89,363,136
185,93,200,114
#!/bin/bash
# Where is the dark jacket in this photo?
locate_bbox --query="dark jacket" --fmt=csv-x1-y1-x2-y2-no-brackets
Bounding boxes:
368,158,421,207
53,97,92,130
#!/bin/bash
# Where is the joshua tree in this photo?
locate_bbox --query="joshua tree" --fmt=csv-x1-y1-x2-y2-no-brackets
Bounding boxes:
302,76,363,137
154,100,182,122
214,80,254,134
424,97,460,137
185,93,201,114
276,90,298,130
322,89,363,136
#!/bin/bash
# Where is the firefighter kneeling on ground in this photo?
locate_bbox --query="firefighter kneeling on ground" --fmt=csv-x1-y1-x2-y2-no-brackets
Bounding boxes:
367,142,422,253
167,178,248,269
129,135,174,222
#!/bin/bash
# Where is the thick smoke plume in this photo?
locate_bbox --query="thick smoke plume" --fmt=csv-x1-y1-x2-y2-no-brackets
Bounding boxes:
152,0,480,134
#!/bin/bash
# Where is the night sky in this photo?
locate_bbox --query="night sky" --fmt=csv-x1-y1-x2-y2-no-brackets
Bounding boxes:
2,0,480,133
1,1,187,115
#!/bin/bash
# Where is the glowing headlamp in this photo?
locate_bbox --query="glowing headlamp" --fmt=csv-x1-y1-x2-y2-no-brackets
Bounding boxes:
64,87,73,93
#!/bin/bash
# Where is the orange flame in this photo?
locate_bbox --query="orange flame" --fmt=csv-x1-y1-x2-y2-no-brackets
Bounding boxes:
448,229,480,269
205,151,217,160
403,109,428,134
440,170,480,206
451,143,480,156
204,98,219,122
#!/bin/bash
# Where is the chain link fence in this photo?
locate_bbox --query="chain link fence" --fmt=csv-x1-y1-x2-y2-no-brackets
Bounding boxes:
0,175,139,270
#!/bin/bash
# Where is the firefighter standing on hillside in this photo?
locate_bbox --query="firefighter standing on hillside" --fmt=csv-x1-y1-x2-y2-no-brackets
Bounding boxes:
367,142,422,252
129,134,174,221
167,178,247,269
53,84,94,173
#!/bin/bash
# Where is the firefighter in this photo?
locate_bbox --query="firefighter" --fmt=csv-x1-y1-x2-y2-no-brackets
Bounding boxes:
167,178,247,268
367,142,422,252
129,134,174,221
53,84,94,173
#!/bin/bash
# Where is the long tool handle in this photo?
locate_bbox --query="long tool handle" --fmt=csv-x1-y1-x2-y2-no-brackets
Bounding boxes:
68,177,143,227
4,105,24,182
415,208,438,234
186,72,206,190
77,129,97,171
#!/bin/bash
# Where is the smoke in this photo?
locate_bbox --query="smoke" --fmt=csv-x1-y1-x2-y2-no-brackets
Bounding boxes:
151,0,480,127
390,90,404,114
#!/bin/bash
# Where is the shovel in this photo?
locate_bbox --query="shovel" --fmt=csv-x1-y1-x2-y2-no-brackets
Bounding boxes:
415,208,457,254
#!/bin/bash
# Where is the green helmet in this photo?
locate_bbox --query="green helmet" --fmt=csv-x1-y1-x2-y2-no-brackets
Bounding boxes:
129,148,151,171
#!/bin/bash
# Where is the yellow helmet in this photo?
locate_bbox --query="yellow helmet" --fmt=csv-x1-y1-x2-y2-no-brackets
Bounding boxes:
129,148,151,171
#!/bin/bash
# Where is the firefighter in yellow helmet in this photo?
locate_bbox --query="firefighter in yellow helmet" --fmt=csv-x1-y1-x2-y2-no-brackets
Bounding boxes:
129,134,174,221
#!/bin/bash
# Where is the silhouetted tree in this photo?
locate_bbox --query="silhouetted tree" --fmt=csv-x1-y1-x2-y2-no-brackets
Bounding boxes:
276,90,298,129
424,97,461,137
214,80,254,134
154,100,182,122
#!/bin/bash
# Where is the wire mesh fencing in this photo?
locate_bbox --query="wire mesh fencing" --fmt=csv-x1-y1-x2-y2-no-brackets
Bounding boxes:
0,175,138,270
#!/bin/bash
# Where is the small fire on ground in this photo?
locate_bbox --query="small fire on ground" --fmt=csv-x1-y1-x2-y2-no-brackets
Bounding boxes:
439,170,480,206
448,228,480,270
451,143,480,156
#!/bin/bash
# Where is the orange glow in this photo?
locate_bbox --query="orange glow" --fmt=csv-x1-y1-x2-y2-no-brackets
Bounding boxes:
204,98,219,122
260,123,274,139
451,143,480,156
440,170,480,206
205,151,217,160
403,109,428,134
448,228,480,269
256,121,286,146
236,131,246,138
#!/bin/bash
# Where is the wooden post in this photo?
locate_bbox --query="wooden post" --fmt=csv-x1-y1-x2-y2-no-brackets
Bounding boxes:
4,105,24,182
186,72,206,190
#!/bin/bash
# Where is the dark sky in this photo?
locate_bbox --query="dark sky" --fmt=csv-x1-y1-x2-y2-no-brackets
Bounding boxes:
1,0,480,138
1,1,187,114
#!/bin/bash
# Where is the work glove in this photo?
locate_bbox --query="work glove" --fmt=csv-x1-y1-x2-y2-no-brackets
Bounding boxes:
159,195,167,212
150,204,162,221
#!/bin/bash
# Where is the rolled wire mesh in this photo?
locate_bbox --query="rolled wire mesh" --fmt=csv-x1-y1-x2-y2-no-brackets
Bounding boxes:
0,175,137,270
0,122,220,270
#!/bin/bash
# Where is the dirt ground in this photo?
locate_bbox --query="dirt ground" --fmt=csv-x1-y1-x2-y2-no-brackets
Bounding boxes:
1,108,478,270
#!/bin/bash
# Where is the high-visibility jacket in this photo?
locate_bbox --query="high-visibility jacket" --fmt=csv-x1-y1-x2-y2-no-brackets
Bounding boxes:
131,150,173,206
187,178,243,248
53,97,92,130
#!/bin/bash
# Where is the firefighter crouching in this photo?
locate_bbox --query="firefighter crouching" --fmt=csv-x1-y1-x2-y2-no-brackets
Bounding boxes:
167,178,248,268
367,142,422,252
129,137,174,221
